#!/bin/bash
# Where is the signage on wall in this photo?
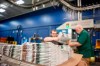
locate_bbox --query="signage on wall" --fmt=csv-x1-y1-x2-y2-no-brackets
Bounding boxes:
57,19,94,29
66,23,70,29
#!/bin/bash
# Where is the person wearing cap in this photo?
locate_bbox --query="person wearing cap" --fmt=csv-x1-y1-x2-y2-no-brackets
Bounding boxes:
68,25,93,66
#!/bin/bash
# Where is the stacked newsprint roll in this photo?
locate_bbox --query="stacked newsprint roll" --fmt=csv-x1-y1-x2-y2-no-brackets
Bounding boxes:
46,42,73,66
34,43,50,65
0,45,22,60
21,43,35,63
0,42,73,66
21,42,73,66
0,45,3,54
12,45,22,60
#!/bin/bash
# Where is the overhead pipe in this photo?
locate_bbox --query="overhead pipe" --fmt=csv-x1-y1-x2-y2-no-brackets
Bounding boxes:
59,0,100,11
7,0,50,8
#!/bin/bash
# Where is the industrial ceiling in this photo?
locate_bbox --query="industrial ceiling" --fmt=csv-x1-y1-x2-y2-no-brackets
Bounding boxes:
0,0,100,21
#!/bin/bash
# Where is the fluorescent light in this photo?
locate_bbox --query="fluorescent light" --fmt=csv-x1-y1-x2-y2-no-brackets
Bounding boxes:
15,0,24,4
37,0,40,2
35,7,38,10
0,4,7,8
33,7,36,11
42,4,45,8
0,8,5,12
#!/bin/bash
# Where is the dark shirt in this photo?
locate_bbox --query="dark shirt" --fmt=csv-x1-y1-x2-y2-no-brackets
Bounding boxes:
77,30,93,58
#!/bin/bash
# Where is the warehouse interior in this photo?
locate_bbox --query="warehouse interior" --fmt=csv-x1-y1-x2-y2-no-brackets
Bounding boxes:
0,0,100,66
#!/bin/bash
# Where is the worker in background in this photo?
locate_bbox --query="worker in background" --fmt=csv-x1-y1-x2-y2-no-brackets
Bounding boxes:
50,30,58,37
44,30,70,44
68,25,93,66
44,30,59,42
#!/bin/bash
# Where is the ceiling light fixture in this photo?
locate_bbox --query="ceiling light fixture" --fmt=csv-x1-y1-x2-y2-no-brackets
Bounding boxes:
15,0,24,5
35,6,38,10
37,0,40,2
33,7,36,11
0,4,7,8
42,4,45,8
7,0,50,8
0,8,6,13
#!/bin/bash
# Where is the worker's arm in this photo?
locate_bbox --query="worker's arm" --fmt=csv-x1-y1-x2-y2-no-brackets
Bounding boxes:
68,41,82,47
44,37,59,42
69,31,88,47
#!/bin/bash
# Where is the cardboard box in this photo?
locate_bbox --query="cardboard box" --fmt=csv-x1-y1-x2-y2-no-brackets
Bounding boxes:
58,53,83,66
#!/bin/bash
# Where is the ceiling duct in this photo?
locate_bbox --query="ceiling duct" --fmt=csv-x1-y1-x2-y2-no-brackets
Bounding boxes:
59,0,100,11
7,0,51,8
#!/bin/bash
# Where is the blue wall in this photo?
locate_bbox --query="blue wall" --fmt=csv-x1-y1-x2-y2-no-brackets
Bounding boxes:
82,9,100,46
0,6,100,45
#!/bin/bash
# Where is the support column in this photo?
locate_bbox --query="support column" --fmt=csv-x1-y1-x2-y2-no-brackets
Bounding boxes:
77,0,82,20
